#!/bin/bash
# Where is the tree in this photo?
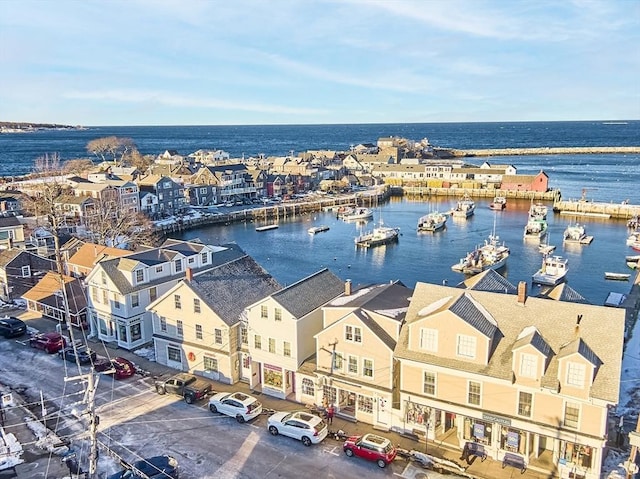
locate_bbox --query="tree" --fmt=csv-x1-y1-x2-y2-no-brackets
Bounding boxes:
62,158,95,176
86,136,137,166
127,149,154,172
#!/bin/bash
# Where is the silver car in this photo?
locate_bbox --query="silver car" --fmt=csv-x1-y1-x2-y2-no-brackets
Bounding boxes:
267,410,328,446
208,391,262,423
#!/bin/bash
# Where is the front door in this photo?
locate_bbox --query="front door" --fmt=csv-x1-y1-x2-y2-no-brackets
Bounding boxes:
240,353,251,382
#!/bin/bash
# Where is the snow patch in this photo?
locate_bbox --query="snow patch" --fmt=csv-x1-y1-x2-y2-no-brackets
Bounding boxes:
134,347,156,362
24,416,68,455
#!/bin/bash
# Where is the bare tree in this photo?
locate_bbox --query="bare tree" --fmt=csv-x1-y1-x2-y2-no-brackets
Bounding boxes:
126,150,154,172
86,137,137,166
62,158,95,176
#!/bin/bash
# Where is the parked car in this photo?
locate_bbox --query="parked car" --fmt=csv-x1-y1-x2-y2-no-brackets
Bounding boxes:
95,356,136,380
343,433,397,468
208,391,262,423
58,344,97,365
29,332,66,353
267,410,328,446
154,373,213,404
107,455,178,479
0,316,27,338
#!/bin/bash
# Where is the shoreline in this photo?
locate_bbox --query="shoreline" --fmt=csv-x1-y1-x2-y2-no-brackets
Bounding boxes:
452,146,640,157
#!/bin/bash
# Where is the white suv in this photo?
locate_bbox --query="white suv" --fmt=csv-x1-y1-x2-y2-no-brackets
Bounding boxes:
208,392,262,423
267,410,328,446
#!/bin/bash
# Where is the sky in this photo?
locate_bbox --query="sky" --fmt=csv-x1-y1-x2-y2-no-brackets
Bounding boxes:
1,0,639,126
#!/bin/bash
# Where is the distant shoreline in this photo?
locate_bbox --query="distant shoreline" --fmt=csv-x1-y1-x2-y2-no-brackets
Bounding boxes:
451,146,640,157
0,121,85,133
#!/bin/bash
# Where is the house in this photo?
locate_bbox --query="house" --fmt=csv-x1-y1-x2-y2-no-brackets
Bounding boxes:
190,164,257,204
0,249,56,302
501,171,549,192
394,281,624,479
0,194,21,216
65,242,131,278
148,246,281,383
136,175,186,218
0,217,25,249
22,271,88,328
310,280,412,426
53,195,95,226
85,239,238,350
245,269,344,399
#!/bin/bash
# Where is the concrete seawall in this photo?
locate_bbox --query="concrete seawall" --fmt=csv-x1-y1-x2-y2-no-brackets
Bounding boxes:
553,200,640,220
454,146,640,157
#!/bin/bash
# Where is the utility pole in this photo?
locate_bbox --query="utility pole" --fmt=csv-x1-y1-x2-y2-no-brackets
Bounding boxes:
627,415,640,479
65,370,99,478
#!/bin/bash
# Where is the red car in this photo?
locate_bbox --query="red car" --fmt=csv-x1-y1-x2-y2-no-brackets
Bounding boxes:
94,356,136,379
343,433,397,468
29,332,66,353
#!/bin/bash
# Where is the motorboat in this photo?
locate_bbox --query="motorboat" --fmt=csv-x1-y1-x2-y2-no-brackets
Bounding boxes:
340,207,374,221
532,255,569,286
489,196,507,210
628,215,640,229
604,272,631,281
255,224,279,232
354,220,399,248
523,218,548,241
451,226,509,275
451,195,475,218
417,211,447,232
563,223,592,244
308,225,330,234
627,231,640,246
529,202,548,220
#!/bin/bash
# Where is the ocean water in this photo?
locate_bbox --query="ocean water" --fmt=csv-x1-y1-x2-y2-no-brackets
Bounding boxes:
1,121,638,304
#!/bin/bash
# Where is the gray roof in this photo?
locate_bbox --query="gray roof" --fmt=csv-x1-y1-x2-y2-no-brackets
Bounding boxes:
271,269,344,319
327,281,411,322
190,255,281,326
449,293,498,338
558,337,602,367
512,327,552,357
537,283,590,304
457,269,518,294
356,309,397,351
0,217,21,227
395,282,624,403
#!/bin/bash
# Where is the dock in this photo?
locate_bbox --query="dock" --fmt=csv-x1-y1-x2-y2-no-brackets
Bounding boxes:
553,200,640,220
255,224,279,232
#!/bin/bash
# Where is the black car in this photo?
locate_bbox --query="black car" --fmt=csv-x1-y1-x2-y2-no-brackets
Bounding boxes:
108,455,178,479
0,316,27,338
58,345,97,365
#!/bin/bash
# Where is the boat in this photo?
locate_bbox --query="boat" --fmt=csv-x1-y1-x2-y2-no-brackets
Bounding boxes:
532,255,569,286
563,223,591,244
628,215,640,229
627,231,640,246
604,272,631,281
489,196,507,210
626,255,640,263
340,207,373,221
451,195,475,218
539,243,556,255
631,241,640,252
354,219,399,248
255,224,279,232
523,218,548,241
451,224,510,275
417,211,447,232
628,262,639,270
529,202,548,221
308,225,330,234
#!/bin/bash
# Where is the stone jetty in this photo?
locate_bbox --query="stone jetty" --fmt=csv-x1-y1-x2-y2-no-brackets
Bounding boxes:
453,146,640,157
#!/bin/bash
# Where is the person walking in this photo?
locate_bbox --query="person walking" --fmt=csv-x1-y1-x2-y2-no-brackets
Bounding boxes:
326,403,335,425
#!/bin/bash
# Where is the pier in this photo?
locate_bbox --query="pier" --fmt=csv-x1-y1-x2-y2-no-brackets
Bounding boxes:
552,199,640,220
399,186,559,202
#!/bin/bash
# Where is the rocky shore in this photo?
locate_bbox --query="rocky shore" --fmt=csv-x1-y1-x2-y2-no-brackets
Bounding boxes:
454,146,640,157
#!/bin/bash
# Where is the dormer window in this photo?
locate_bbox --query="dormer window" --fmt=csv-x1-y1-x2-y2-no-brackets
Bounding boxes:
566,362,586,388
519,353,537,378
456,334,476,359
174,259,183,273
201,252,208,264
135,269,144,283
419,328,438,352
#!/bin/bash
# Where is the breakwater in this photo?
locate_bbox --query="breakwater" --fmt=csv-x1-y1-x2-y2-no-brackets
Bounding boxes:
397,187,559,202
553,199,640,220
454,146,640,157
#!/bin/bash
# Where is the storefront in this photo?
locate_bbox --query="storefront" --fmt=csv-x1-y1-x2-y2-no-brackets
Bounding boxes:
260,363,293,399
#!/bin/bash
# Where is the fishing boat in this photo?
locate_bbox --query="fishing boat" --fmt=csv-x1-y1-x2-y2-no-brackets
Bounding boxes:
563,223,592,244
489,196,507,210
340,207,373,221
451,195,475,218
308,225,330,234
628,262,639,270
255,224,279,232
529,202,548,221
539,243,556,255
532,255,569,286
451,225,510,275
627,231,640,246
626,254,640,263
417,211,447,232
604,272,631,281
523,218,548,241
628,215,640,229
631,241,640,252
354,220,399,248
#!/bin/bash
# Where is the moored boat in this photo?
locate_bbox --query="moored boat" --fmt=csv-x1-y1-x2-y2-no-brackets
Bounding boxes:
451,231,510,276
523,218,548,241
417,211,447,232
529,202,548,221
626,254,640,263
627,231,640,246
604,272,631,281
451,194,475,218
340,207,373,221
532,255,569,286
308,225,330,234
563,223,592,244
354,220,399,248
256,224,279,232
628,215,640,229
489,196,507,210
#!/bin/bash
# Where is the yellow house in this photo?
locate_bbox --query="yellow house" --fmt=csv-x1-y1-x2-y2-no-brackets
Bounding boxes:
394,281,624,479
147,252,280,383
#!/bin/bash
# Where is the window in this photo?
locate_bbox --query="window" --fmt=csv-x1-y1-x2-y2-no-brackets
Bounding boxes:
345,325,362,342
269,337,276,353
193,298,201,313
348,355,358,374
167,346,181,362
261,305,268,319
177,320,183,337
564,402,580,428
159,317,167,332
283,341,291,357
135,269,144,283
301,378,314,396
21,265,30,277
188,257,195,265
155,265,163,273
357,395,373,414
114,294,120,309
101,271,107,285
518,391,532,417
130,321,141,342
241,327,248,345
195,324,203,340
274,308,282,322
254,335,262,349
174,259,183,273
345,325,353,341
363,359,373,378
468,381,481,406
174,294,181,309
420,328,438,352
102,290,108,304
214,328,222,344
332,352,343,371
91,287,98,303
520,353,537,378
131,293,139,308
204,356,218,372
457,334,477,359
354,327,362,343
567,362,586,388
423,372,436,396
201,252,208,264
149,287,157,302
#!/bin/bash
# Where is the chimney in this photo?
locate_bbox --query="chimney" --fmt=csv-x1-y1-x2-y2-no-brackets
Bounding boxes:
517,281,527,304
345,279,352,296
574,314,582,337
186,267,193,281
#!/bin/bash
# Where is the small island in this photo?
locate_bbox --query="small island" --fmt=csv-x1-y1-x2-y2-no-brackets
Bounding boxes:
0,121,86,133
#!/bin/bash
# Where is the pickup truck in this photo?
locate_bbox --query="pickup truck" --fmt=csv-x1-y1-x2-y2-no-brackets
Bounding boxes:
154,373,213,404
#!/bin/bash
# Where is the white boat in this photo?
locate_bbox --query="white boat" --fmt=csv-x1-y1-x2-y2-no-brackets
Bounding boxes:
451,226,510,275
489,196,507,210
628,215,640,229
255,224,279,232
308,225,330,234
523,218,548,241
605,272,631,281
354,220,399,248
340,207,373,221
626,255,640,263
529,202,548,221
417,211,447,232
532,255,569,286
539,243,556,255
563,223,590,244
451,195,475,218
627,231,640,246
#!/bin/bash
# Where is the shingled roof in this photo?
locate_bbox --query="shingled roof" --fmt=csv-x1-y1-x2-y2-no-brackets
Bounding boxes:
327,281,411,322
457,269,518,294
271,269,344,319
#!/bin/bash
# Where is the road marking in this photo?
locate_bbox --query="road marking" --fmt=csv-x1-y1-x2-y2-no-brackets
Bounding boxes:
323,445,340,456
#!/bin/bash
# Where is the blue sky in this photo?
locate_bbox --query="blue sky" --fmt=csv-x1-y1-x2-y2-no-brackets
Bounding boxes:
1,0,639,126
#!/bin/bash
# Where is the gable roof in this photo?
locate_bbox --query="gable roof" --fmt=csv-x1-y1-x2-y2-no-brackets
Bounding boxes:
0,217,22,227
68,243,132,270
558,337,602,367
355,309,397,350
449,293,498,338
271,269,344,319
326,281,411,322
22,271,87,313
512,326,552,357
456,269,518,294
537,283,590,304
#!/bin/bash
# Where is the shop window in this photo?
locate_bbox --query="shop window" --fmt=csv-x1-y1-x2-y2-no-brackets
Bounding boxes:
130,322,142,342
423,371,436,396
468,381,481,406
405,401,430,426
567,362,586,388
420,328,438,352
564,402,580,428
204,356,218,373
195,324,203,340
301,378,314,396
167,346,181,362
118,322,127,342
357,395,373,414
464,418,492,445
518,391,532,417
264,365,283,388
457,334,476,359
322,385,336,405
500,427,525,454
561,442,593,469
